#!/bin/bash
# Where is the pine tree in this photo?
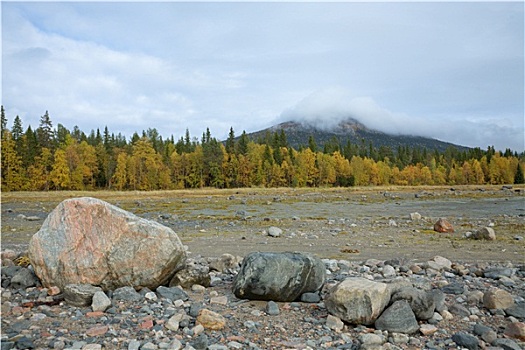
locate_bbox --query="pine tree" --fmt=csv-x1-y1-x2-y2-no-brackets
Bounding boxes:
515,163,524,184
226,127,235,154
237,131,249,156
0,105,7,139
37,111,55,150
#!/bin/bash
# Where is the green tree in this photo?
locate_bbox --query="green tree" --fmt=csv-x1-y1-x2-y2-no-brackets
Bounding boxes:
514,163,524,184
36,111,55,150
0,105,7,139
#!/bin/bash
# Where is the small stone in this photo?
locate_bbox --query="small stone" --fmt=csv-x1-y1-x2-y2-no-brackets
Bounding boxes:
64,284,103,307
470,227,496,240
267,226,282,237
210,296,228,306
266,301,280,316
325,314,344,332
433,218,454,233
82,345,102,350
48,286,61,296
191,334,208,350
505,322,525,341
112,286,142,302
451,332,479,350
196,309,226,330
420,324,438,336
127,341,141,350
144,291,158,301
85,325,109,337
300,292,321,303
483,288,515,310
166,315,180,331
91,291,111,312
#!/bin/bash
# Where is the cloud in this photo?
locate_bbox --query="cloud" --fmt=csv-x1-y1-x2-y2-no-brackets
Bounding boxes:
279,88,434,137
279,88,524,151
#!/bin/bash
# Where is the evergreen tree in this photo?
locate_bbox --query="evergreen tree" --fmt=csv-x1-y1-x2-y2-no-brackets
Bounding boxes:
36,111,55,149
308,135,317,153
0,105,6,139
226,127,235,154
515,163,524,184
237,131,249,156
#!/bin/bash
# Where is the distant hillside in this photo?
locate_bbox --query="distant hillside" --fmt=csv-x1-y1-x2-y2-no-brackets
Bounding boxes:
245,118,470,153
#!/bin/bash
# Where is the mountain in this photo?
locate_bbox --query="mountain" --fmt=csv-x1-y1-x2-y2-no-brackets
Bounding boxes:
244,118,469,153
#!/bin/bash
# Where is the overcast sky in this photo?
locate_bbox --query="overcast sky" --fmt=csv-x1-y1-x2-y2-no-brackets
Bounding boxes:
2,2,524,151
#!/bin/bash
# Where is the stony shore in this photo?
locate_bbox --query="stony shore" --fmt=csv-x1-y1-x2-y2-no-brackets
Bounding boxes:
1,252,524,350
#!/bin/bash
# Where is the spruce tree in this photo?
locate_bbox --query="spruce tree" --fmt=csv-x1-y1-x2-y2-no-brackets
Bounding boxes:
515,163,524,184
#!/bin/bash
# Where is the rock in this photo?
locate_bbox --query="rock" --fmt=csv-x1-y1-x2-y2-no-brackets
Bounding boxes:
410,212,422,221
64,284,103,307
300,292,321,303
433,218,454,233
325,277,390,325
267,226,282,238
492,338,522,350
420,324,438,336
85,325,109,337
10,268,38,289
209,254,240,273
473,323,497,344
28,197,186,291
484,267,515,279
196,309,226,330
112,286,142,302
169,263,210,288
430,255,452,270
506,301,525,318
469,227,496,240
505,322,525,341
325,314,344,332
375,300,419,334
390,287,436,320
91,291,111,312
191,334,208,350
483,287,515,310
266,301,280,316
232,251,325,302
156,286,188,301
451,332,479,350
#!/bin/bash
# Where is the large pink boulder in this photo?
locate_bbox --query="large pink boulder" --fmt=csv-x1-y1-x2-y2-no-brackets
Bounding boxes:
28,197,186,291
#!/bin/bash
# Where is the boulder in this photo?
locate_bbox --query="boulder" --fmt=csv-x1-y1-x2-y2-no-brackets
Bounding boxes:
375,300,419,334
433,218,454,233
28,197,186,291
324,277,391,325
470,227,496,240
232,251,325,302
209,254,241,274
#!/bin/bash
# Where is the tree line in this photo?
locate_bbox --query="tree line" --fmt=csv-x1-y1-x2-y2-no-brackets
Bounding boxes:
1,107,524,191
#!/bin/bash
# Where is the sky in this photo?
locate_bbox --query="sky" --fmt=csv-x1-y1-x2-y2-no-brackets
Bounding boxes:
2,1,524,151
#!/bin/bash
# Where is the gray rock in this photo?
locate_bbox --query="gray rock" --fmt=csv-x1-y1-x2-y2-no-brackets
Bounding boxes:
473,323,497,344
169,263,210,288
492,338,522,350
267,226,282,238
266,301,280,316
506,301,525,319
10,268,38,289
449,303,471,317
1,266,22,278
28,197,187,291
191,334,208,350
431,289,446,312
64,284,103,307
441,282,465,295
232,252,325,302
472,227,496,240
209,254,240,273
484,267,515,279
325,277,390,325
301,292,321,303
391,287,435,320
375,300,419,334
451,332,479,350
112,286,142,302
92,291,112,312
127,340,141,350
156,286,188,301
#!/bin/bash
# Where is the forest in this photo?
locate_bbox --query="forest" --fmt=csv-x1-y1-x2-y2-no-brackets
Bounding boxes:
1,107,524,191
